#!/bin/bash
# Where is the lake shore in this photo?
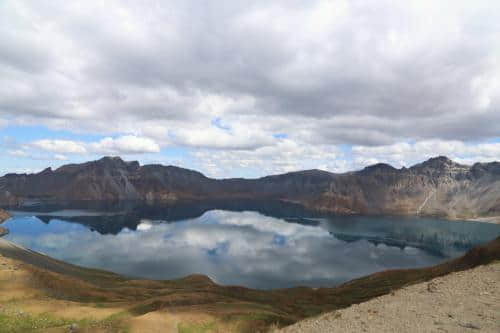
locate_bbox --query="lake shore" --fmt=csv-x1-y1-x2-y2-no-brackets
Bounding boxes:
466,216,500,224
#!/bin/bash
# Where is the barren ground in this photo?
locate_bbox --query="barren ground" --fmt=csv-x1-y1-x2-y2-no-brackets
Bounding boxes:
276,262,500,333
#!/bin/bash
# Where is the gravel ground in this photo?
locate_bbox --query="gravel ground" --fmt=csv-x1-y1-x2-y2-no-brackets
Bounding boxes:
276,262,500,333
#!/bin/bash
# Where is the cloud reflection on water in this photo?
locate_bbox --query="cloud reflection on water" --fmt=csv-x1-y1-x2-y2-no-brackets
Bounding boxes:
4,210,487,289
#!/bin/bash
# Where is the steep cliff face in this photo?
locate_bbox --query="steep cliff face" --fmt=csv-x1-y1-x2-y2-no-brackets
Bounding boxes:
0,156,499,220
311,157,500,219
0,157,136,203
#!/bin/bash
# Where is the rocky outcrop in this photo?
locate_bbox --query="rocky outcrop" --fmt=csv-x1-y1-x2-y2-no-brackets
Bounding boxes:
0,209,10,223
0,209,9,237
0,156,499,220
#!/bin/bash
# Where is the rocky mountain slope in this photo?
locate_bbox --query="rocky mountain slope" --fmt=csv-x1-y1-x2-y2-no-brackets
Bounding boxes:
0,156,499,220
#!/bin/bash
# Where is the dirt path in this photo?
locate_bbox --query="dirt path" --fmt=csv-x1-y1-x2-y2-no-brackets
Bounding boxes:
276,262,500,333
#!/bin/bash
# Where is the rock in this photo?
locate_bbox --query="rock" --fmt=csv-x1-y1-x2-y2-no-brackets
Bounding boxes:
69,323,78,332
0,209,10,223
427,282,438,293
0,227,8,237
459,323,480,330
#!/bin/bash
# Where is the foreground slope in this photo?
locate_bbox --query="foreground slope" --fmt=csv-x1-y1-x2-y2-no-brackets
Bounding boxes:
276,262,500,333
1,156,500,220
0,236,499,332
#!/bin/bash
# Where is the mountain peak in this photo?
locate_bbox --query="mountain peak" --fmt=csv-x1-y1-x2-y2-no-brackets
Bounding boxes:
98,156,124,163
95,156,140,169
410,156,468,171
360,163,397,174
95,156,126,168
426,155,452,163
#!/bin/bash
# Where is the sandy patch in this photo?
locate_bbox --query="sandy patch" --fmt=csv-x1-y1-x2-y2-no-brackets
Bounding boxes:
129,311,179,333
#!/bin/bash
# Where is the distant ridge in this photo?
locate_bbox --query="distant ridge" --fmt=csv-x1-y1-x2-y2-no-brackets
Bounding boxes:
0,156,499,221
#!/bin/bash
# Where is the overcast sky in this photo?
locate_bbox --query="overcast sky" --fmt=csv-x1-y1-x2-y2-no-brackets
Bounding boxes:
1,0,499,177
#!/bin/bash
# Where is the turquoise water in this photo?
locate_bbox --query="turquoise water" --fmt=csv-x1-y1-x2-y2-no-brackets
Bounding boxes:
4,205,500,289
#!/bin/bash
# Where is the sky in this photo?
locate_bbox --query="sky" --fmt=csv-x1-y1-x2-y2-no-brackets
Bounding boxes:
1,0,500,178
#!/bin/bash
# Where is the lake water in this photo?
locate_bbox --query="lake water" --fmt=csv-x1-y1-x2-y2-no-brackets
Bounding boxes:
3,203,500,289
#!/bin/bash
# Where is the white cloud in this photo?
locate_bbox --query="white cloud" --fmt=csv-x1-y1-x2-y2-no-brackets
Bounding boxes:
192,139,342,177
351,140,500,169
0,0,498,147
0,0,499,176
54,154,68,161
172,123,273,150
91,135,160,154
22,135,160,157
31,139,87,154
8,149,29,157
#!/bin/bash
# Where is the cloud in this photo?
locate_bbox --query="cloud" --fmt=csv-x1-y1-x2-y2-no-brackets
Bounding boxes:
91,135,160,154
8,149,29,157
192,139,342,177
24,135,160,157
31,139,87,154
54,154,68,161
0,0,499,175
172,122,274,150
351,140,500,168
0,0,498,147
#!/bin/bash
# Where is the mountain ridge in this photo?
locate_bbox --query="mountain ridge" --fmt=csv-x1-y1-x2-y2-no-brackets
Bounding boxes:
0,155,487,179
1,156,499,221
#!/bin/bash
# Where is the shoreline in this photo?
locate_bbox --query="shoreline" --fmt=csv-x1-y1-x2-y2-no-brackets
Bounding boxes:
3,202,500,225
464,215,500,224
